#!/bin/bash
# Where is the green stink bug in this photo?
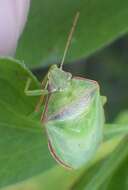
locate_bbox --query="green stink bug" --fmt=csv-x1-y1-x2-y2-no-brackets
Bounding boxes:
24,12,105,169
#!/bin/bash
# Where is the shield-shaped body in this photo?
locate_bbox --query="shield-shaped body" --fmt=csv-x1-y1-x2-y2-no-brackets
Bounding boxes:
44,77,104,169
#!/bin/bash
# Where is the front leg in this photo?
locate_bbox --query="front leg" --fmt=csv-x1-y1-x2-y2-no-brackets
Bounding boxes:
24,78,49,96
24,78,50,113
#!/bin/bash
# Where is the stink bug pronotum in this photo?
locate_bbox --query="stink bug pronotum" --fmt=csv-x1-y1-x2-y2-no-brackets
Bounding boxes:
24,12,105,169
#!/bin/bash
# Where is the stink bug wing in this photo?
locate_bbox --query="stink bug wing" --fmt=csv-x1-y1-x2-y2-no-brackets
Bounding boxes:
44,77,104,169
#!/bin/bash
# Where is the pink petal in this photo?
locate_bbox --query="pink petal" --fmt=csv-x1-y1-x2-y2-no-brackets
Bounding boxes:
0,0,30,56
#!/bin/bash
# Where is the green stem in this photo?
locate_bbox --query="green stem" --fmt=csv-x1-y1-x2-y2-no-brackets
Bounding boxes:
104,123,128,140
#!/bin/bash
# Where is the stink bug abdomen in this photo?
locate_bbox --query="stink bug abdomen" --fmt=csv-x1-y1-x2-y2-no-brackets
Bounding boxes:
44,77,104,169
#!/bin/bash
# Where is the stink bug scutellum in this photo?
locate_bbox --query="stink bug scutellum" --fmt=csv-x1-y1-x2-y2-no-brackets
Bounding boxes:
25,12,105,169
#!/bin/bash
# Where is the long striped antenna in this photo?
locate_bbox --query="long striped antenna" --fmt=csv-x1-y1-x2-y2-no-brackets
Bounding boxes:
60,11,80,69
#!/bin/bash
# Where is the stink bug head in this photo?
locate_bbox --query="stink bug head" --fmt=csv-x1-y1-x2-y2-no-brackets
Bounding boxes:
48,65,72,92
47,11,80,93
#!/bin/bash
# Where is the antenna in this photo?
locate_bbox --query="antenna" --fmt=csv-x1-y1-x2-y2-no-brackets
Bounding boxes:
60,11,80,69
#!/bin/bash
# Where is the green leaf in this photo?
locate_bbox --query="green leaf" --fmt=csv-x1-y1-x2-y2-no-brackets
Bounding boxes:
71,137,128,190
104,154,128,190
0,58,56,188
103,111,128,190
16,0,128,68
2,166,83,190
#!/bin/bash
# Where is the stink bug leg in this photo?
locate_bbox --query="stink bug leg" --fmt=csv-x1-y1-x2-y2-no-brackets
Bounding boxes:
24,76,49,113
24,78,48,96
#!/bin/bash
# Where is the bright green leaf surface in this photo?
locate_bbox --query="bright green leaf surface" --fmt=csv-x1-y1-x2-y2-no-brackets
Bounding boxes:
105,154,128,190
2,166,82,190
0,58,56,188
17,0,128,67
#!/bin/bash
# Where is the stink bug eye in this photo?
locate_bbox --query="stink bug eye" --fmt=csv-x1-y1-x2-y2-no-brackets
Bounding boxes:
24,12,105,169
